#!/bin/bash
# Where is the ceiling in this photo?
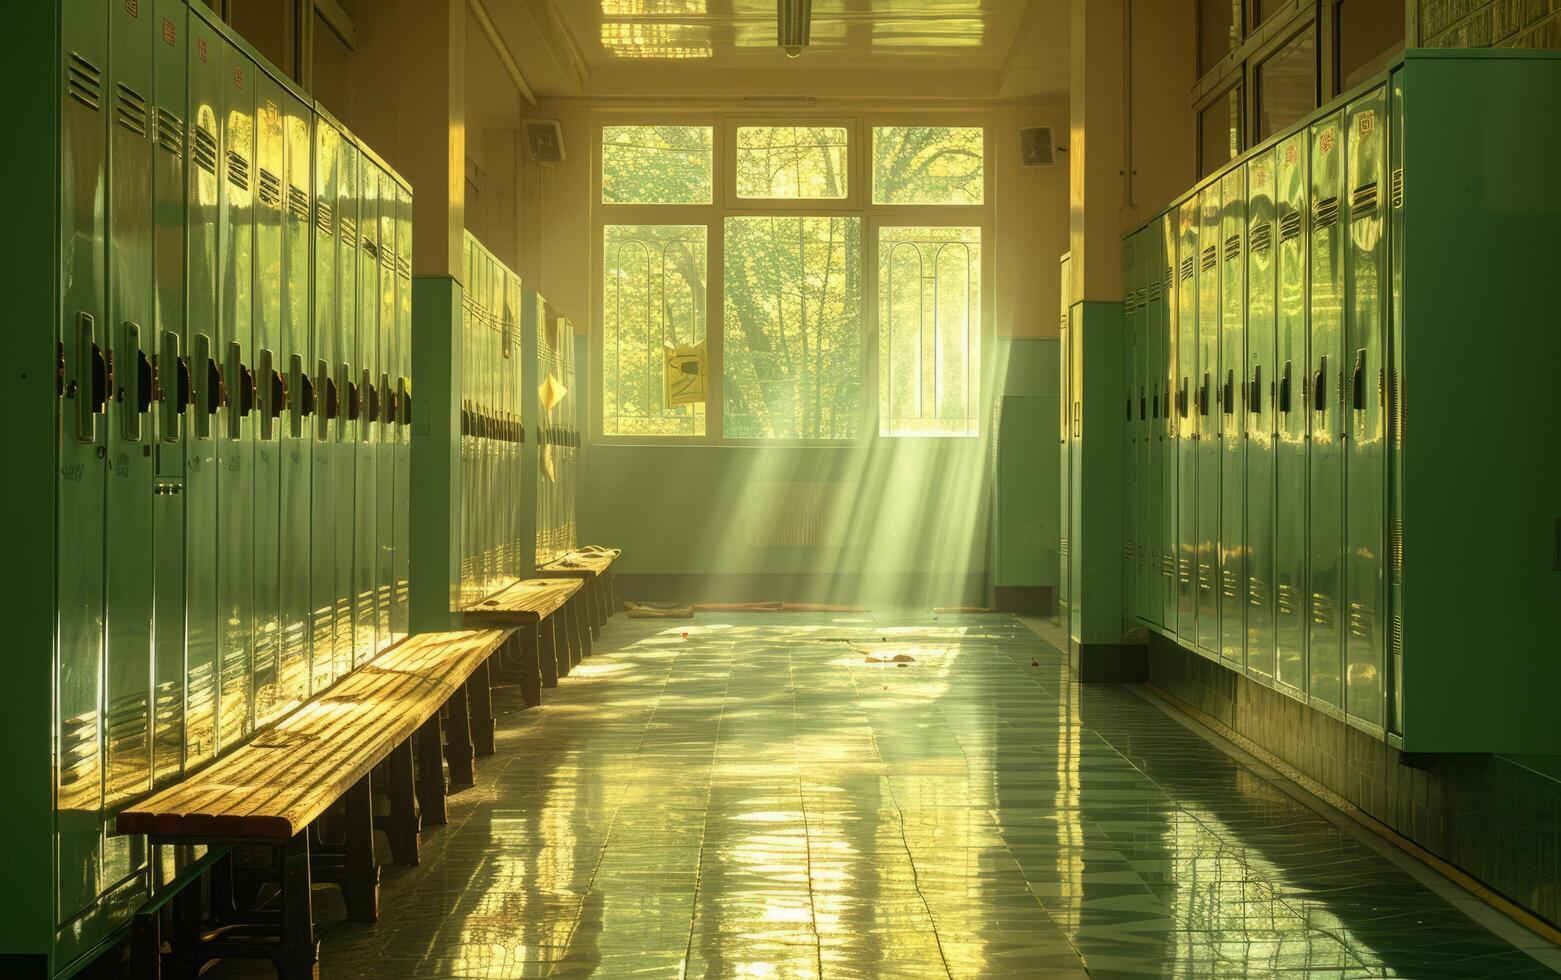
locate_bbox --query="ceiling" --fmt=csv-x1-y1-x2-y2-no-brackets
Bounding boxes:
483,0,1070,103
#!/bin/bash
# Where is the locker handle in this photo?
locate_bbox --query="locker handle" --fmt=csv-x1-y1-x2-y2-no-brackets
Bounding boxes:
379,373,393,424
460,404,471,436
1249,365,1262,416
1177,378,1188,418
1139,386,1147,421
365,371,379,422
1313,356,1327,414
239,366,255,417
128,326,154,417
175,357,192,411
1279,360,1292,414
1163,388,1171,420
1351,348,1366,411
1221,369,1234,416
1198,374,1210,417
346,379,361,421
1125,392,1132,423
88,336,109,416
398,377,412,425
1151,383,1160,420
324,373,339,421
267,369,286,420
297,364,315,419
205,356,223,415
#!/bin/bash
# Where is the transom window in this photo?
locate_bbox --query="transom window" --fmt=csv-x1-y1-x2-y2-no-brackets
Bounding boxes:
596,118,988,443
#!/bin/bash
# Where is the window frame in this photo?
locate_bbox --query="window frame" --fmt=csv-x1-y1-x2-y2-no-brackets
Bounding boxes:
592,111,993,448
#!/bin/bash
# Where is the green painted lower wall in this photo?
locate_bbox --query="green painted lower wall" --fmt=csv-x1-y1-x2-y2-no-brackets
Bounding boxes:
408,276,463,633
992,337,1061,593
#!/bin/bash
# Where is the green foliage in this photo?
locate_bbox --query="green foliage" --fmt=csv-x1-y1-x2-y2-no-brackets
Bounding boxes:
873,126,985,205
602,224,707,436
735,126,849,199
878,226,982,436
724,217,862,440
602,125,713,204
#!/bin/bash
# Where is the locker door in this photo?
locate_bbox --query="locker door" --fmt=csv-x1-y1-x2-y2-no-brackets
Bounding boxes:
354,157,378,666
376,167,396,650
1387,71,1405,739
252,79,284,726
1145,230,1163,628
1136,234,1153,622
184,12,221,769
150,0,189,789
1274,132,1309,694
1307,110,1346,711
1057,255,1071,631
334,139,359,680
1195,185,1220,656
1245,151,1278,684
1344,87,1388,732
1121,236,1137,622
1218,168,1246,667
459,236,474,609
57,0,110,922
278,92,312,711
393,184,412,643
311,117,340,693
216,38,256,750
1174,199,1199,643
103,0,157,886
1159,214,1178,628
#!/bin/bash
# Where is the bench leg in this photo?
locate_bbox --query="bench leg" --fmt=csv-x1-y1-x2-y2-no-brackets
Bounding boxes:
570,595,592,661
469,660,496,757
130,906,162,979
375,737,420,866
445,684,476,787
340,775,380,924
526,622,554,692
607,571,616,618
516,624,544,704
587,577,603,638
279,831,318,980
415,714,448,826
541,616,567,680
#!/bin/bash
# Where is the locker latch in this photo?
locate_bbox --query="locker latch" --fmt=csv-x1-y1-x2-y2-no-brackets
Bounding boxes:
1351,348,1366,411
1249,365,1262,415
1279,361,1292,414
1221,370,1234,416
1198,374,1210,417
1313,355,1327,414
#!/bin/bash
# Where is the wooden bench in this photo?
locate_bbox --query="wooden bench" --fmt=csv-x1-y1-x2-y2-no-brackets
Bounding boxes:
463,577,585,721
535,547,621,639
117,628,511,979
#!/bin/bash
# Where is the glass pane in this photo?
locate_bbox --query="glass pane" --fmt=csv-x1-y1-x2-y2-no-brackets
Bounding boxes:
1199,0,1242,74
872,127,984,205
602,224,707,436
601,125,713,204
1258,28,1316,141
736,126,849,199
723,216,863,439
1199,85,1242,178
1254,0,1287,27
1339,0,1405,89
879,227,982,437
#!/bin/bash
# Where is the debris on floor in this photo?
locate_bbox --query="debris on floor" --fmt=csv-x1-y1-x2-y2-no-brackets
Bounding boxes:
623,600,695,619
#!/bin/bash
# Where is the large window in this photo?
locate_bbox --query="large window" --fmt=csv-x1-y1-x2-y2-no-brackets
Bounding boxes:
596,119,988,444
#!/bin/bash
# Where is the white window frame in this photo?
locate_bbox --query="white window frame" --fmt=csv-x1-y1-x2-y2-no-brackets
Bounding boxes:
592,110,994,448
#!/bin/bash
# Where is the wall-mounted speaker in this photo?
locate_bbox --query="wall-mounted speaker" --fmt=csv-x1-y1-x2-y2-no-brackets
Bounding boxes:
1019,126,1055,167
524,119,565,165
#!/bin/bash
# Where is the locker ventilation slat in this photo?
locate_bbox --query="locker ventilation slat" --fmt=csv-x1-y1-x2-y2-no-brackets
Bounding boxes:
1250,222,1273,254
287,186,310,221
340,214,358,245
1350,181,1379,218
1223,235,1241,262
1163,266,1174,291
1391,168,1405,209
380,242,393,269
1200,245,1217,272
66,52,103,111
1149,279,1162,301
1313,196,1340,230
155,108,184,157
315,199,334,235
1391,615,1404,660
192,127,218,175
362,238,379,259
1180,256,1195,281
397,256,411,278
226,151,250,191
1279,210,1302,244
115,84,148,138
258,168,283,209
1124,294,1136,313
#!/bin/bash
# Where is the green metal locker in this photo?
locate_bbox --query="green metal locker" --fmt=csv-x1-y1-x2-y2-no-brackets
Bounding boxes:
1244,149,1278,683
1143,228,1162,628
1174,198,1198,643
311,114,341,693
216,33,256,750
1057,254,1071,632
458,237,474,608
1195,184,1220,657
1218,167,1246,667
1273,130,1308,694
375,156,396,652
103,0,157,895
1344,86,1387,732
354,155,378,667
56,0,111,935
1121,235,1137,622
278,90,313,712
184,8,221,769
393,184,413,644
1158,214,1177,629
1133,232,1151,621
1307,109,1345,712
151,0,190,790
335,136,359,680
252,78,284,727
1387,70,1404,739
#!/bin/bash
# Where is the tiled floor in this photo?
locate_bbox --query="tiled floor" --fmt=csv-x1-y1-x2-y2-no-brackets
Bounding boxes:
249,613,1560,978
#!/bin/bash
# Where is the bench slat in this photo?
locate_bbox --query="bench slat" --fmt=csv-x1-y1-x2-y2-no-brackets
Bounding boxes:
463,578,582,624
118,629,510,841
536,549,617,579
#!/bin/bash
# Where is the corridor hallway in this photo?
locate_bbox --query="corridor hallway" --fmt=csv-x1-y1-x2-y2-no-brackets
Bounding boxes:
244,614,1561,978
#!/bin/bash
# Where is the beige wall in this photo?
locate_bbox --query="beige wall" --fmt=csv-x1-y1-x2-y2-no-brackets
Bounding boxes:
522,103,1071,339
1128,0,1198,224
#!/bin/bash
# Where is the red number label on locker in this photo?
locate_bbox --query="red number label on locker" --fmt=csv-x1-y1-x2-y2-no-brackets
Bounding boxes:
199,38,208,63
234,67,244,89
162,18,176,45
1320,129,1335,154
1286,144,1297,164
125,0,139,17
1359,111,1376,136
1255,165,1267,183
